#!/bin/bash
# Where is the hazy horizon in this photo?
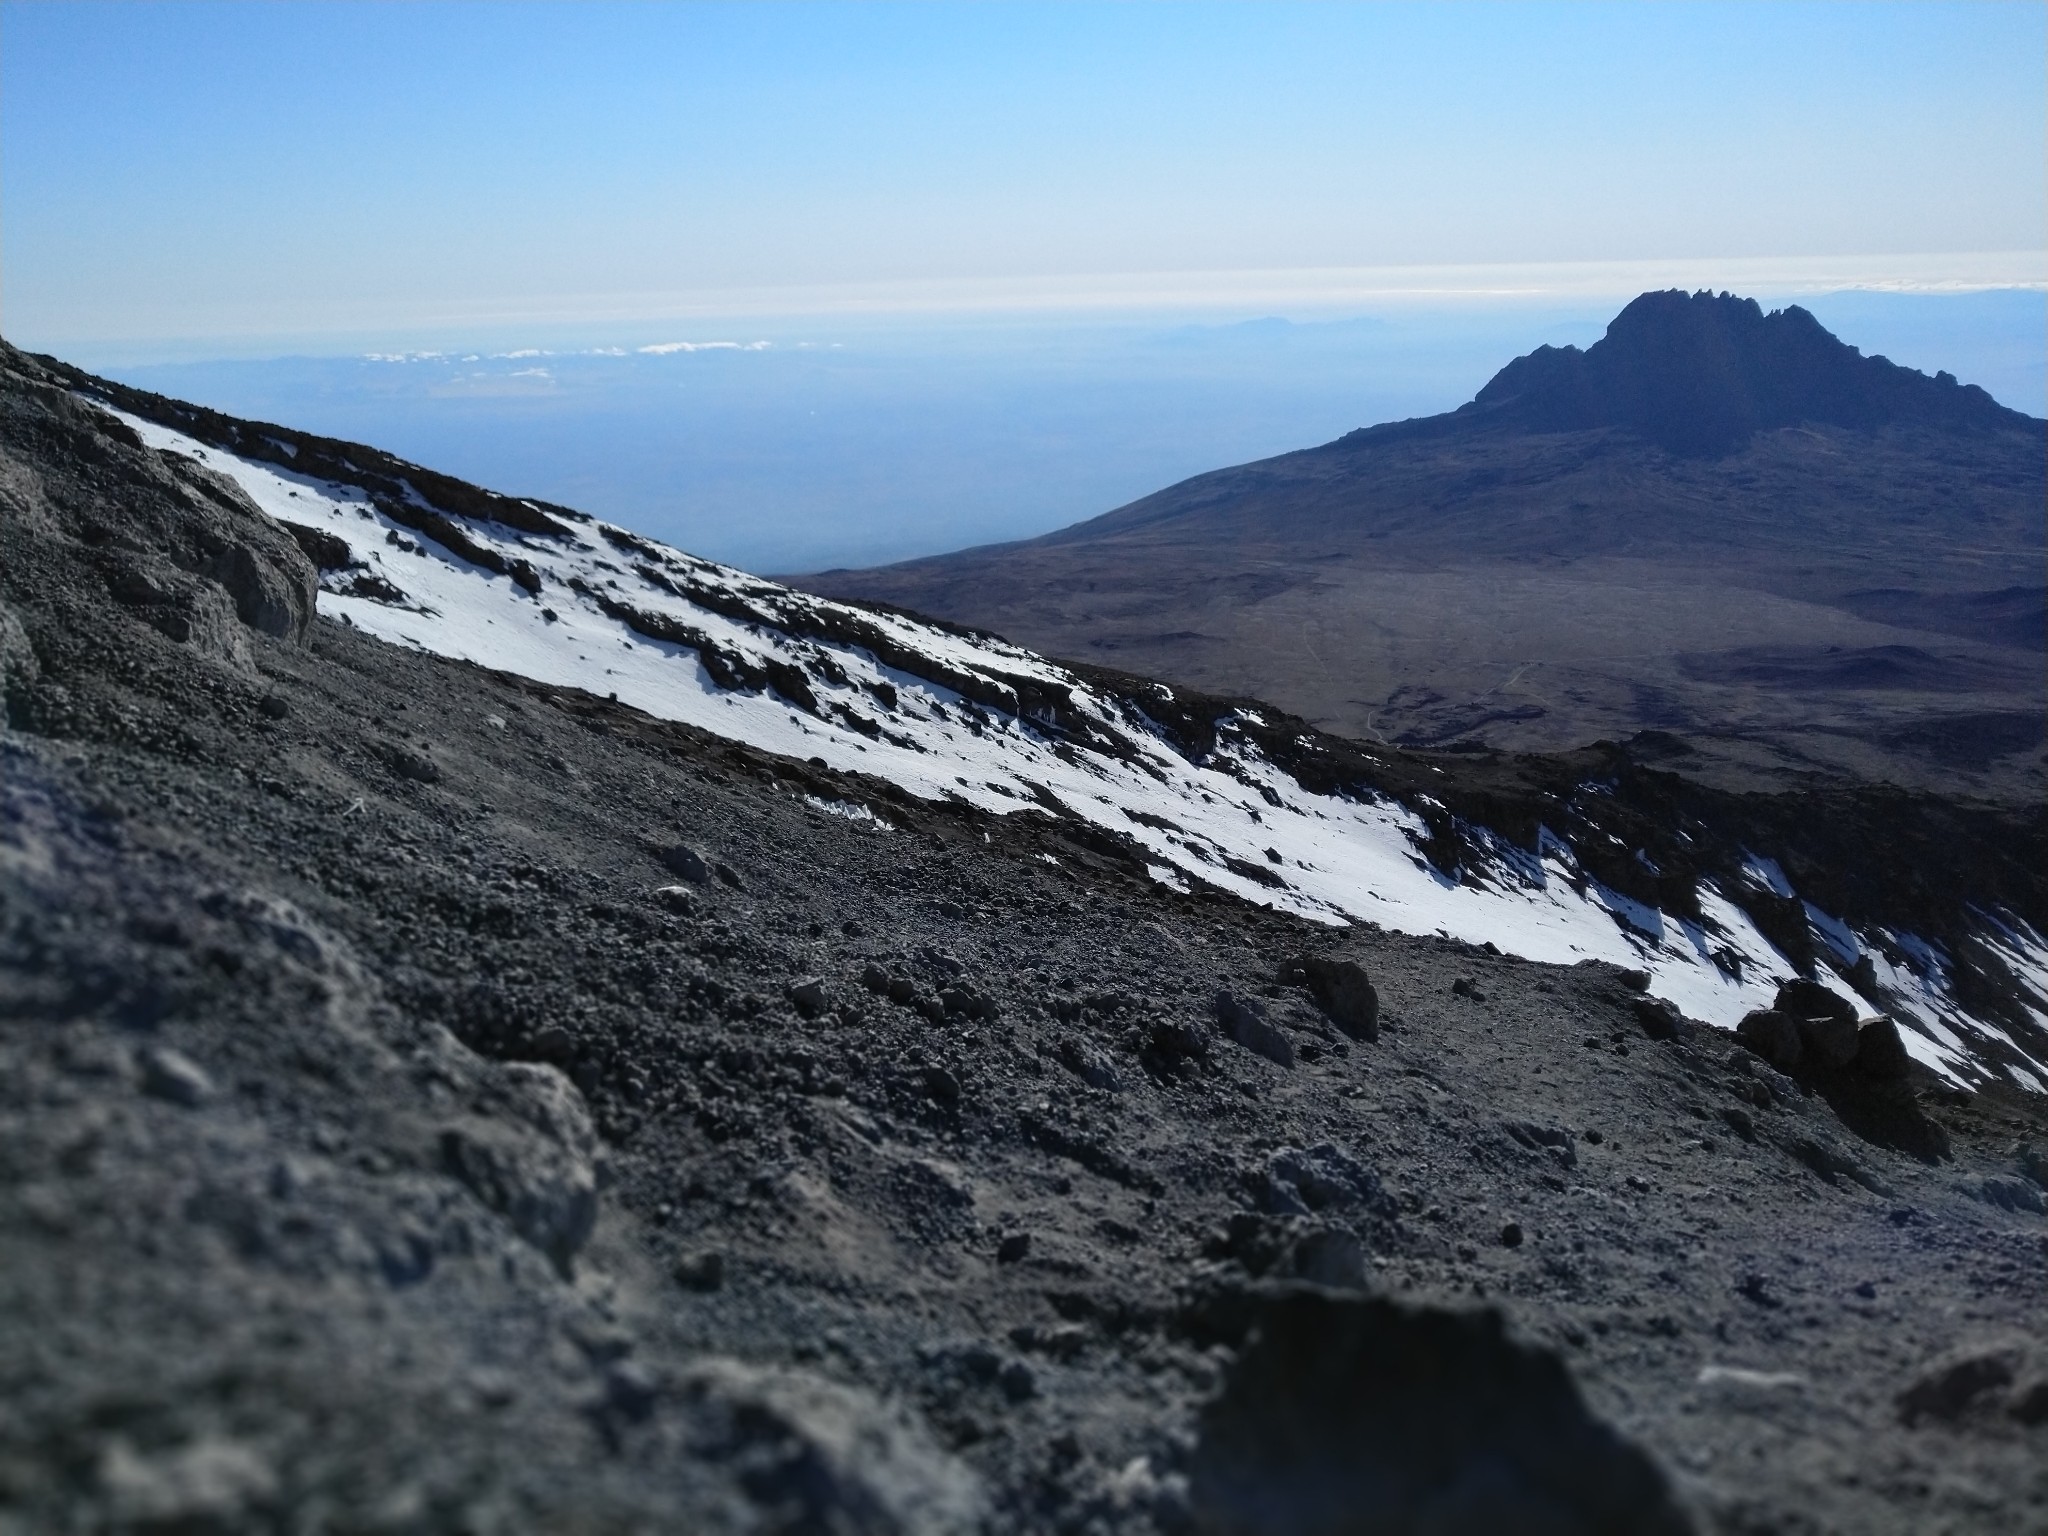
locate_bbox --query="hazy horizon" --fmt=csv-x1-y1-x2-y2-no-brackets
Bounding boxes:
59,289,2045,575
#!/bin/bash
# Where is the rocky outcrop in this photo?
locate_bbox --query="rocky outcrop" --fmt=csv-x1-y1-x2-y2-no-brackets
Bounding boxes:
1290,953,1380,1041
1737,979,1949,1160
1186,1288,1694,1535
0,342,317,677
1469,289,2036,454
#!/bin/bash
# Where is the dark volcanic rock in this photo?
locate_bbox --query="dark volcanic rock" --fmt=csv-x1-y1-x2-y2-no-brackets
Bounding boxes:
1293,954,1380,1041
137,1044,214,1107
1795,1011,1863,1072
1472,289,2034,455
1737,1009,1804,1074
2011,1378,2048,1426
0,347,318,664
668,1358,985,1532
1056,1036,1123,1092
1632,996,1684,1041
1794,1011,1875,1073
439,1090,600,1276
1776,977,1857,1030
377,741,443,785
1285,1226,1368,1289
1503,1119,1578,1169
662,843,711,883
1188,1288,1693,1535
672,1250,726,1292
1260,1143,1389,1217
1214,989,1296,1067
1738,984,1953,1162
1855,1017,1914,1082
1898,1349,2019,1426
1976,1175,2045,1215
1141,1016,1211,1079
278,519,355,572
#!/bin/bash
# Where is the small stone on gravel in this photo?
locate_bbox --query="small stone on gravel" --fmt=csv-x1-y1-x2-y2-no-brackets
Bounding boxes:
662,844,710,883
674,1251,726,1291
138,1046,213,1107
1000,1359,1037,1402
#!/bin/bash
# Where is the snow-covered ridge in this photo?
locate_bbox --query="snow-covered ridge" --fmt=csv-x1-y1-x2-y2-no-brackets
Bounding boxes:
97,399,2048,1092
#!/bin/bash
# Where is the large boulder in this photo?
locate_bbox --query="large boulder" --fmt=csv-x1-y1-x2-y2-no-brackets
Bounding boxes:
1774,978,1857,1030
1736,1009,1804,1074
1795,1010,1863,1071
1853,1017,1913,1082
1188,1289,1693,1535
1294,955,1380,1042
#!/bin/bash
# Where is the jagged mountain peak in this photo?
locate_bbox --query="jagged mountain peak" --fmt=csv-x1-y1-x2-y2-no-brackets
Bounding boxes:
1466,287,2033,453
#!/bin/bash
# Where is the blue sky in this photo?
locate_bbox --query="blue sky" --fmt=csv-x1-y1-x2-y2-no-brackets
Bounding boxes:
3,1,2042,353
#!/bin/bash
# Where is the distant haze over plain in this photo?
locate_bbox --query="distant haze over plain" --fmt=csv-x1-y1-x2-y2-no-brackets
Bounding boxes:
81,290,2046,574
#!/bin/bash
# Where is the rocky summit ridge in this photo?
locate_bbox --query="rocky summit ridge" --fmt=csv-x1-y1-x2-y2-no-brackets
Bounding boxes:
3,338,2047,1533
1452,288,2034,456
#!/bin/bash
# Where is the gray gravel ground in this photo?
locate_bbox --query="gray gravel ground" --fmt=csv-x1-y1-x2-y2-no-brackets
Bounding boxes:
3,343,2046,1534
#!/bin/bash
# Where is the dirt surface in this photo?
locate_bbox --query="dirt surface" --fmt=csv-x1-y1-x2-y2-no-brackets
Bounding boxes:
4,342,2048,1534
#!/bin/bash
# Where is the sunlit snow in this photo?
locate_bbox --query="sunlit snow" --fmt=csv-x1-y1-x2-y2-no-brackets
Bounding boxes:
103,402,2046,1090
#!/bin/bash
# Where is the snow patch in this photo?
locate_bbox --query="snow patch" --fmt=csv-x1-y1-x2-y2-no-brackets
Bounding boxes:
805,796,893,831
98,400,2044,1091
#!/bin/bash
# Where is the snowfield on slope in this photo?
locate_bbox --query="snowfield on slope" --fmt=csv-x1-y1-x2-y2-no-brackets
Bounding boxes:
103,403,2048,1091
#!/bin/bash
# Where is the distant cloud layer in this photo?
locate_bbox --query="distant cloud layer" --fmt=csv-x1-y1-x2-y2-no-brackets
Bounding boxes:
637,341,773,355
583,253,2048,327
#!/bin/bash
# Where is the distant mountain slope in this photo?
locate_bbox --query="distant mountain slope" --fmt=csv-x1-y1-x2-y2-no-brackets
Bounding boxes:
8,339,2043,1095
801,291,2045,797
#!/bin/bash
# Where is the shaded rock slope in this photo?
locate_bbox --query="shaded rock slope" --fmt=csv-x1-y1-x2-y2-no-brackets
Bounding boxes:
3,340,2047,1533
801,292,2046,796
